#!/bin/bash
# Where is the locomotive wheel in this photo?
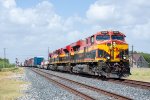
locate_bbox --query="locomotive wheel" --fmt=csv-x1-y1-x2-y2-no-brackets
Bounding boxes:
101,75,107,80
47,65,50,70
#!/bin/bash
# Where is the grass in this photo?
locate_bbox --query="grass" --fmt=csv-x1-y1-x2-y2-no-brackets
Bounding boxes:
0,80,25,100
0,67,24,73
0,67,27,100
127,68,150,82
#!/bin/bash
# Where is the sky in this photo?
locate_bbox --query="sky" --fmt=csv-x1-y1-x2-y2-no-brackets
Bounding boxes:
0,0,150,63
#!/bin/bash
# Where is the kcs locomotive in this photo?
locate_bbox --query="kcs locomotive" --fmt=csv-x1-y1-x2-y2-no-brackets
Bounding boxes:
48,31,130,78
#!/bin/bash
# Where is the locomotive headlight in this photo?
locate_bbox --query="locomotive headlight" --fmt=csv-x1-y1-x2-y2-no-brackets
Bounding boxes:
107,56,110,60
113,42,116,46
123,56,126,59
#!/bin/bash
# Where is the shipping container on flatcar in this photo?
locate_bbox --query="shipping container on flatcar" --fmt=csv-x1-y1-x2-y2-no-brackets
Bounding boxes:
24,57,44,67
34,57,44,67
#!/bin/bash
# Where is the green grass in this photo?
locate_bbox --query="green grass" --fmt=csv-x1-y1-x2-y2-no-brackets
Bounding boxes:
127,68,150,82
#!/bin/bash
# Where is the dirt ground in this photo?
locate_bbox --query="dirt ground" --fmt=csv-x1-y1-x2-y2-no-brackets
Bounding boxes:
0,68,27,100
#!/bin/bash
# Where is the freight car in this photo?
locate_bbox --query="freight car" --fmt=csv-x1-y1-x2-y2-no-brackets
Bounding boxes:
24,57,44,68
48,31,130,78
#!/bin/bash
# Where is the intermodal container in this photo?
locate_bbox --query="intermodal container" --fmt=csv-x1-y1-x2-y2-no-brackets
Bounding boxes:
34,57,44,67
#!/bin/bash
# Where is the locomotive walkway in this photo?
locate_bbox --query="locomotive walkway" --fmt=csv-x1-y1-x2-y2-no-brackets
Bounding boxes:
31,68,132,100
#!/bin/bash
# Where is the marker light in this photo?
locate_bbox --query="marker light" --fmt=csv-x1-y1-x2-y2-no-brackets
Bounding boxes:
113,31,119,34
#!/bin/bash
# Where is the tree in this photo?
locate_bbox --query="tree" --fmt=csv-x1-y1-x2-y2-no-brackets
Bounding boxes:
140,52,150,67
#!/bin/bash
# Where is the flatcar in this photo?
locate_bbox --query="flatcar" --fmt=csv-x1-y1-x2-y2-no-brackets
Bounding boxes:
48,31,130,78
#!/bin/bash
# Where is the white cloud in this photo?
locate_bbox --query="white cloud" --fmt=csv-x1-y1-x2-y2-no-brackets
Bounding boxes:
0,0,16,8
131,20,150,40
0,0,89,63
0,0,68,62
86,4,115,22
85,0,150,38
0,0,150,63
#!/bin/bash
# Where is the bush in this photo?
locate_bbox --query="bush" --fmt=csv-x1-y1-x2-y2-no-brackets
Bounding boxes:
0,58,15,68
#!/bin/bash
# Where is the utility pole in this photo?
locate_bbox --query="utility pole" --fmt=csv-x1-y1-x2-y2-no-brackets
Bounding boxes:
16,58,18,67
48,47,49,61
132,45,134,67
3,48,6,68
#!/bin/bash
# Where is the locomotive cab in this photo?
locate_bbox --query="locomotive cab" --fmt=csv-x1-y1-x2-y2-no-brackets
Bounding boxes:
96,31,128,61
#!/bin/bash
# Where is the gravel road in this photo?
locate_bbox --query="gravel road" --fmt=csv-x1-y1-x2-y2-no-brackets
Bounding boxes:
18,68,83,100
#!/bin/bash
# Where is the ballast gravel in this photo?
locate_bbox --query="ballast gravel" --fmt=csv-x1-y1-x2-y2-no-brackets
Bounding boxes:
51,76,114,100
18,68,83,100
41,68,150,100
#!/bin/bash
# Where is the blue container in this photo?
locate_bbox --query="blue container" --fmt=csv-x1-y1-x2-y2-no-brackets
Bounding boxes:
34,57,44,66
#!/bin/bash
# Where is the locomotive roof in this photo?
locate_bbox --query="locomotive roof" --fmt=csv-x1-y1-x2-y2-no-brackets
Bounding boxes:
95,31,126,36
49,30,126,55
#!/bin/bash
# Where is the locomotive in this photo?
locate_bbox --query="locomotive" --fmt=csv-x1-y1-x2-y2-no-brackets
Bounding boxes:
48,31,130,78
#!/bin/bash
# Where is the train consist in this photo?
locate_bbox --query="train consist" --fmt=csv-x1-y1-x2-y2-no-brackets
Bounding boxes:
24,57,44,67
25,31,131,78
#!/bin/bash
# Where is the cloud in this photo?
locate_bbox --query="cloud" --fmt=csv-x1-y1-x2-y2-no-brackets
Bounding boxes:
86,4,115,22
0,0,150,63
131,20,150,40
0,0,16,9
86,0,150,25
0,0,87,63
0,1,61,61
85,0,150,38
84,0,150,54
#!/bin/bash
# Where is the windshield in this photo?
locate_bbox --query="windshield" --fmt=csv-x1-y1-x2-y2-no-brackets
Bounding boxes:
112,35,124,40
96,35,110,40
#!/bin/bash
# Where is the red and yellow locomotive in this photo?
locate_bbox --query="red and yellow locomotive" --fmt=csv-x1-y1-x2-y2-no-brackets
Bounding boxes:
48,31,130,78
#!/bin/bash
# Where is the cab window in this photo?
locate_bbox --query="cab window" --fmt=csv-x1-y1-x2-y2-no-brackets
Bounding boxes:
112,35,124,40
96,35,110,40
91,36,94,44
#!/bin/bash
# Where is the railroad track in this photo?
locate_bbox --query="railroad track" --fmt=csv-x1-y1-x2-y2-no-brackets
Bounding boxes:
53,70,150,90
31,68,94,100
108,79,150,90
31,68,132,100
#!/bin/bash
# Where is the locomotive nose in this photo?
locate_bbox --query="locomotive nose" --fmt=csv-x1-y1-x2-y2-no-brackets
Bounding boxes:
106,40,128,62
